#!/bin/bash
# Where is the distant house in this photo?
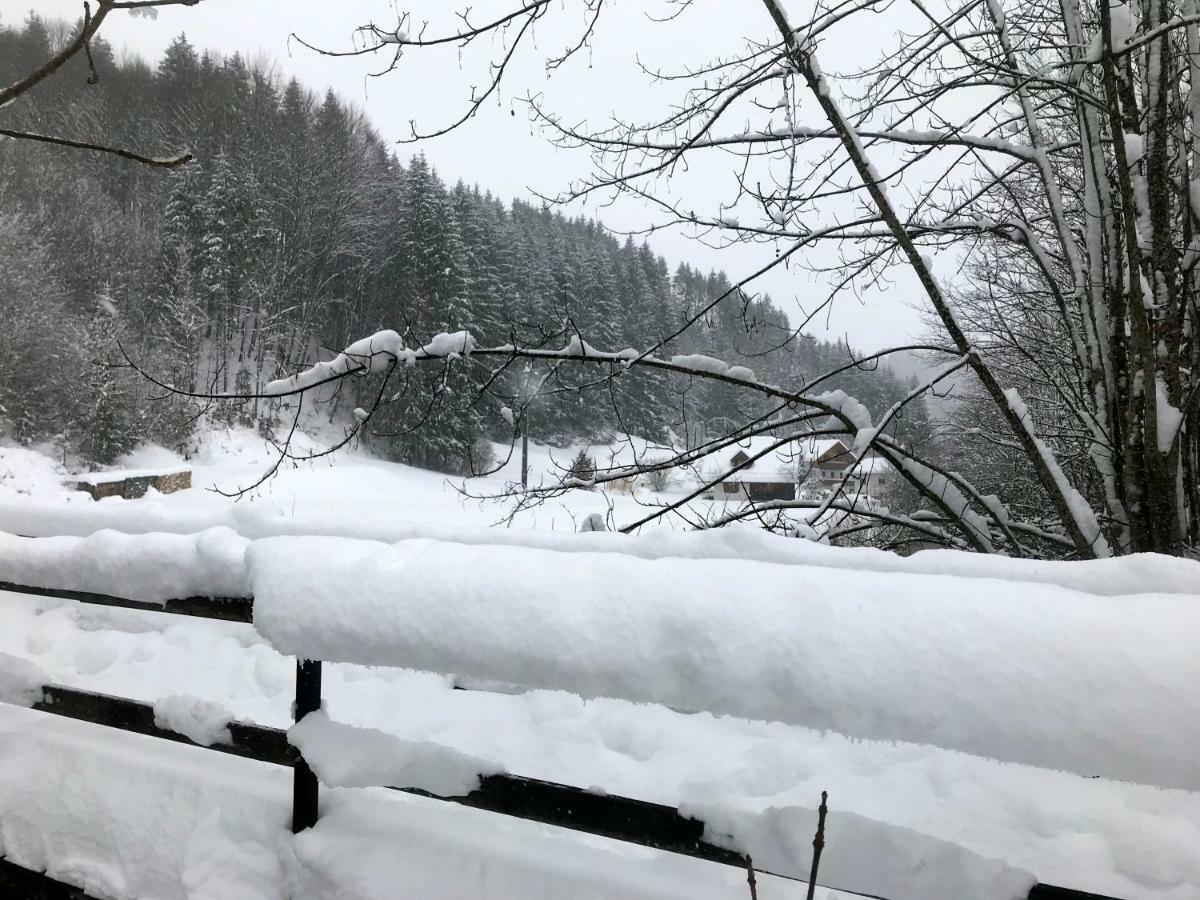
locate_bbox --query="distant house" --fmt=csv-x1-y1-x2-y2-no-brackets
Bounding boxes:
717,441,797,502
801,437,894,497
710,433,896,503
855,453,893,496
806,438,856,489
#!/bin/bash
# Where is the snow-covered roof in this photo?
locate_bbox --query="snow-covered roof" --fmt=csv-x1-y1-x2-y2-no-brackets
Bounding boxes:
802,437,852,460
854,456,893,475
721,436,801,484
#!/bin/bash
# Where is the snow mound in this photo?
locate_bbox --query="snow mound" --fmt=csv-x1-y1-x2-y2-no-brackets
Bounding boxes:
153,695,234,746
0,528,250,602
0,444,78,501
686,798,1034,900
0,705,794,900
290,709,502,795
250,536,1200,790
0,652,48,707
6,502,1199,597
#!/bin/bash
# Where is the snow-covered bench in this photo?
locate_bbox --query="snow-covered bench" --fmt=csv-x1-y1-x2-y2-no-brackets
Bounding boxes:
72,466,191,500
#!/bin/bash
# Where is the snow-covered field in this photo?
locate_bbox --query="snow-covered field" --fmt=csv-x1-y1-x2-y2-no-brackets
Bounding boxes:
0,427,706,537
1,429,1198,899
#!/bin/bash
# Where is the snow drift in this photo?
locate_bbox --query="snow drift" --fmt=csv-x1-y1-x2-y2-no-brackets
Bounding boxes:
250,535,1200,791
5,500,1199,597
0,528,250,602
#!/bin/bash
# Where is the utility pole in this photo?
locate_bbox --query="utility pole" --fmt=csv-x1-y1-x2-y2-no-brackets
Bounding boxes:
521,423,529,488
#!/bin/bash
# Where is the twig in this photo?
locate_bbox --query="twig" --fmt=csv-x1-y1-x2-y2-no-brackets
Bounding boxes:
806,791,828,900
0,127,192,167
746,855,759,900
83,3,99,84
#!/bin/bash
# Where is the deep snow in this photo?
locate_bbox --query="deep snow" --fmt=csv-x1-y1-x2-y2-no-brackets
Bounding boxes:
0,427,1198,898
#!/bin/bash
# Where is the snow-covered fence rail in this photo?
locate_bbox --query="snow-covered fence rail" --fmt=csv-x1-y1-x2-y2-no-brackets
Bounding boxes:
0,582,755,891
0,527,1165,900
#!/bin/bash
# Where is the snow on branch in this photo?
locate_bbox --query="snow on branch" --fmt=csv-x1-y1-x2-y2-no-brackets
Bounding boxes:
1004,389,1110,558
262,330,476,396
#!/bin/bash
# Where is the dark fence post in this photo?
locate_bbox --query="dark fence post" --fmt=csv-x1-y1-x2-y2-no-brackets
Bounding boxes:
291,659,322,833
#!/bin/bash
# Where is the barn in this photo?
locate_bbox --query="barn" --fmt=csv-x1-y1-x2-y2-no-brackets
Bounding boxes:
718,444,797,502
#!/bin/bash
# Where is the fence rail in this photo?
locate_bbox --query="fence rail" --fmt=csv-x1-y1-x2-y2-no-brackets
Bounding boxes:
0,576,1124,900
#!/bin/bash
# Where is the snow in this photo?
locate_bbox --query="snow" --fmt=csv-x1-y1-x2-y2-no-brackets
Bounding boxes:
250,535,1200,790
664,353,755,383
290,709,502,795
0,705,818,900
2,431,1200,896
3,589,1199,897
812,389,873,438
1110,0,1137,48
985,0,1007,30
1155,375,1183,451
1004,389,1111,557
893,456,994,550
263,330,475,396
153,694,234,746
0,652,47,707
264,329,405,396
668,353,734,375
559,335,605,357
0,443,80,501
0,527,250,602
74,465,190,485
4,458,1199,594
421,330,475,358
1124,131,1145,166
687,798,1034,900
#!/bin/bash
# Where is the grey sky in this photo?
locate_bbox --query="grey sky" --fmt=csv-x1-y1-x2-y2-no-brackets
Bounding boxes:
10,0,929,355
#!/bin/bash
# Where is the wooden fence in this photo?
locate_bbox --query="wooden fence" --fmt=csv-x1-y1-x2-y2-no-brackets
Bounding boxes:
0,574,1122,900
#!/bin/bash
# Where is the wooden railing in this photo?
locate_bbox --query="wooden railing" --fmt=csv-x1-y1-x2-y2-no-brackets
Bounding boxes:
0,575,1123,900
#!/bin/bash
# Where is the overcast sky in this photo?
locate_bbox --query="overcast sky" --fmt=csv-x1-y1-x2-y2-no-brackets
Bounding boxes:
11,0,931,356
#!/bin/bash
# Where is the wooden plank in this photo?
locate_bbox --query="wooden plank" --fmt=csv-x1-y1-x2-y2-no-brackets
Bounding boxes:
34,685,292,765
0,581,253,623
25,685,748,870
13,688,1131,899
0,858,98,899
291,660,323,832
1029,884,1126,900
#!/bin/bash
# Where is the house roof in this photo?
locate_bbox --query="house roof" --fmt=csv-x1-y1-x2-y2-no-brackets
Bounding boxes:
855,455,893,475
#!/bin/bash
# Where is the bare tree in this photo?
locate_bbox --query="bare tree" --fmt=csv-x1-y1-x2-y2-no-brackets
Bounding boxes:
138,0,1200,558
0,0,197,167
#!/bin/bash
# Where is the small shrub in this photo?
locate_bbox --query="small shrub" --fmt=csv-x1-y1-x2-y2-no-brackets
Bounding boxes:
469,437,497,475
644,467,674,492
567,448,596,487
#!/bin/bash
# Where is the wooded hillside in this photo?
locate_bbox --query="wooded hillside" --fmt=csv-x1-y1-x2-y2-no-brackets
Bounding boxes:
0,16,926,470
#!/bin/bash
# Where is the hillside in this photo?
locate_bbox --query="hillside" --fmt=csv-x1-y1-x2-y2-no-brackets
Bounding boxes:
0,17,927,473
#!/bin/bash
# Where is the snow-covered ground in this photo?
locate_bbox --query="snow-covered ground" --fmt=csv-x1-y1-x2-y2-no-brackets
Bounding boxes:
0,428,1198,899
0,427,706,536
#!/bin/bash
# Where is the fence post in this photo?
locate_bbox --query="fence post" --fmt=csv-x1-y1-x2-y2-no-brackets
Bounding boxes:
291,658,322,833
